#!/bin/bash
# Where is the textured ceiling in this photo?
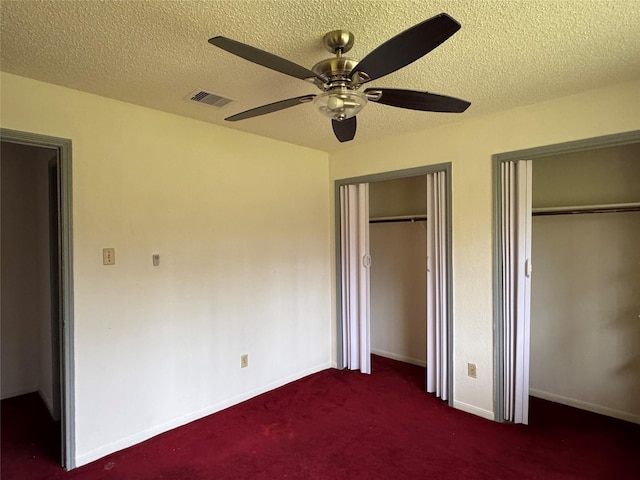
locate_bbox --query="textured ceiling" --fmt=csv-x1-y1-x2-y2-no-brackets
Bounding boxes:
1,0,639,152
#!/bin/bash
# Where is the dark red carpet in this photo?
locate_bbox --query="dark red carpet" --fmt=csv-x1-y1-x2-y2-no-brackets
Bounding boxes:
2,356,638,479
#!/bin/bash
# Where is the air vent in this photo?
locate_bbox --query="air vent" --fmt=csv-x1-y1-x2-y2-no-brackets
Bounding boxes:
186,89,234,108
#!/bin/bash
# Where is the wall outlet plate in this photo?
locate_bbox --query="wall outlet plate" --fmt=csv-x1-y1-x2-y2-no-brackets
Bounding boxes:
467,362,477,378
241,354,248,368
103,248,115,265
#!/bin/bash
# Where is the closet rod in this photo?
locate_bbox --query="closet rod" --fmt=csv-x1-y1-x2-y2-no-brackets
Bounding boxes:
370,214,427,224
532,202,640,216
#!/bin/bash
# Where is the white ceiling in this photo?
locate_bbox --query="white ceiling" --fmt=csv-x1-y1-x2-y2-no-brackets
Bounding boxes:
1,0,639,153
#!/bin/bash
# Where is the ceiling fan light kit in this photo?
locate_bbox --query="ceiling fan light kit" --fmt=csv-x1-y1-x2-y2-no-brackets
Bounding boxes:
314,89,367,120
208,13,471,143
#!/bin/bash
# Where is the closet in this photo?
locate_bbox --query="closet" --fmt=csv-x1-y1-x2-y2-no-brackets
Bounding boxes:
369,176,428,367
529,143,640,423
1,142,60,418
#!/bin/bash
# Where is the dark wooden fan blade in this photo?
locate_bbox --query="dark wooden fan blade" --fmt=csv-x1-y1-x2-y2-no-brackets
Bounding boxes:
209,36,322,82
332,116,357,142
225,95,315,121
366,88,470,113
351,13,460,83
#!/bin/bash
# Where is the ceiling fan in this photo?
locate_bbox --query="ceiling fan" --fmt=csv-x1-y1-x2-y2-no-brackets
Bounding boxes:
208,13,470,143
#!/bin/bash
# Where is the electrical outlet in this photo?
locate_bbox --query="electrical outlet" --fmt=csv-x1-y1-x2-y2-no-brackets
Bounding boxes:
241,354,248,368
103,248,115,265
467,363,477,378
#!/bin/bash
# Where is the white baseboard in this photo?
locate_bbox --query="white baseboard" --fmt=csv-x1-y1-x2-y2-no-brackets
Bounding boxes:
38,388,61,422
75,362,332,467
38,389,54,416
453,400,495,421
371,349,426,367
1,385,38,400
529,389,640,424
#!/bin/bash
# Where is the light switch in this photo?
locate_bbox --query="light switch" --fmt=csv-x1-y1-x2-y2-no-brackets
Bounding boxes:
103,248,115,265
152,254,160,266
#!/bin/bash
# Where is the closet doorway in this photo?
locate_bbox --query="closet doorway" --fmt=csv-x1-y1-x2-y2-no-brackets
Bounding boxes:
493,130,640,425
369,176,428,368
0,129,75,469
336,163,453,404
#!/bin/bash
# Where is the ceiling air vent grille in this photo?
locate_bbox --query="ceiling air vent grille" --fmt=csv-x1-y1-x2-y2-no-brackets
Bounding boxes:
187,89,234,108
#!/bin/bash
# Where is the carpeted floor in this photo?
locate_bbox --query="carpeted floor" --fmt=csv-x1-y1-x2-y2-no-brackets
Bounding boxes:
2,356,638,479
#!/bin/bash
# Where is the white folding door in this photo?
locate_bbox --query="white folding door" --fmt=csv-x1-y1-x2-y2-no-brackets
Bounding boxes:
426,171,449,400
340,184,371,374
500,160,533,424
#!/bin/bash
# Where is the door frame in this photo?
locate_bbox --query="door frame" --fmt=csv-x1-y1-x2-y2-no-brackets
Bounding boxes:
335,162,454,405
492,129,640,422
1,128,76,469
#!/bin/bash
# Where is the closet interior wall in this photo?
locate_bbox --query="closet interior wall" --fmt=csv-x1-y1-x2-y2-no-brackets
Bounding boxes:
530,143,640,423
369,176,428,366
1,141,59,419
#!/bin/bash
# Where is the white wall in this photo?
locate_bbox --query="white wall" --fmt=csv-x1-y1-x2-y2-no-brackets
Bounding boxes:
529,144,640,423
1,72,332,466
330,80,640,420
530,212,640,423
370,222,427,365
34,148,57,418
1,148,40,398
532,143,640,207
1,142,58,417
369,176,428,218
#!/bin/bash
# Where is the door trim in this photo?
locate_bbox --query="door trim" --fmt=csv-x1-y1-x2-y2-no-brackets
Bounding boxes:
492,129,640,422
1,128,76,469
335,162,453,405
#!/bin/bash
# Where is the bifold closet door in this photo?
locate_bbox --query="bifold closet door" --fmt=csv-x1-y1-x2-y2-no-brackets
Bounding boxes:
426,171,448,400
340,184,371,374
501,160,532,424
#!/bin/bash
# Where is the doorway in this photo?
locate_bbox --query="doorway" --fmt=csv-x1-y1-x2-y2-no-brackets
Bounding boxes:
0,129,75,469
493,130,640,424
335,163,453,404
369,175,428,368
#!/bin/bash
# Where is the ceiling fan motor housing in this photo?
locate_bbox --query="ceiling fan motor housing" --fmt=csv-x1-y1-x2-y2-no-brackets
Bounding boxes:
311,57,360,85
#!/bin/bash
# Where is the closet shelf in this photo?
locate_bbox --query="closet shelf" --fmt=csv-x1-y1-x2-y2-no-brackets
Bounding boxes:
370,214,427,224
532,202,640,216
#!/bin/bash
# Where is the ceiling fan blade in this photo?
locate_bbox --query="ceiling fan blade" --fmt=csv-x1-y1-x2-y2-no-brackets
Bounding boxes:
366,88,470,113
332,117,357,142
351,13,460,83
209,36,322,82
225,95,316,122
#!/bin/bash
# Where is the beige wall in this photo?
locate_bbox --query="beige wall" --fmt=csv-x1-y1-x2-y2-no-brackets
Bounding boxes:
330,80,640,419
1,72,331,466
